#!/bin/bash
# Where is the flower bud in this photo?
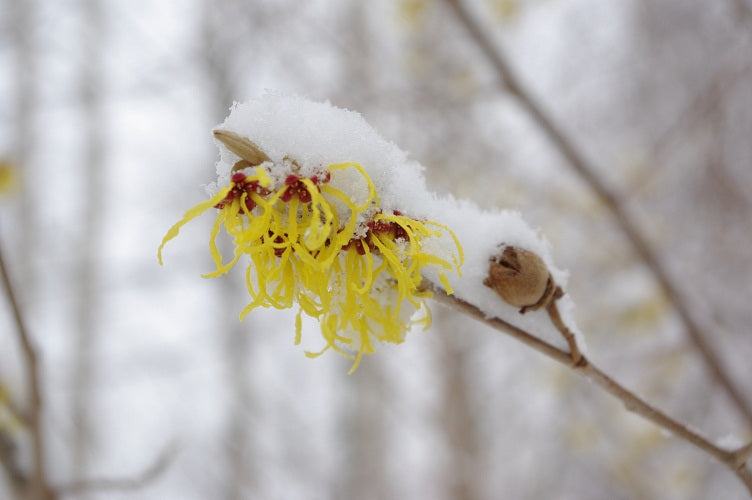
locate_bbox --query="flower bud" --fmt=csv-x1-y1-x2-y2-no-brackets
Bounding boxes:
483,246,554,313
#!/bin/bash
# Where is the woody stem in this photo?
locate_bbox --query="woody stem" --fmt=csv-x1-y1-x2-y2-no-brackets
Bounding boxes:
442,0,752,426
546,288,583,366
424,281,752,494
0,242,51,496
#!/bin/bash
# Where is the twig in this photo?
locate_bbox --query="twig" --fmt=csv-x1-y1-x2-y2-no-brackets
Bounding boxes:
442,0,752,425
740,467,752,491
735,442,752,468
0,385,29,427
5,403,29,429
57,442,177,496
731,0,752,27
426,283,573,364
0,429,27,493
426,283,752,494
546,287,583,366
0,242,52,498
650,63,752,163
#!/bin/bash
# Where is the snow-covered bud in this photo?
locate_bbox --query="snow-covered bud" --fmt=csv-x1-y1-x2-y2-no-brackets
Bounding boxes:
483,246,554,313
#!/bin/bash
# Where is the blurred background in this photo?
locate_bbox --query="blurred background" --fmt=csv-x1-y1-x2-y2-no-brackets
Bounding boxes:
2,0,752,498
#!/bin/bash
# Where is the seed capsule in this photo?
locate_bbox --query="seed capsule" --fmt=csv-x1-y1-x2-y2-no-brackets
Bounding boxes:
483,246,554,313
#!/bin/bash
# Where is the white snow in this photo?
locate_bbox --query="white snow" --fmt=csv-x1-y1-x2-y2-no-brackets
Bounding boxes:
716,434,745,449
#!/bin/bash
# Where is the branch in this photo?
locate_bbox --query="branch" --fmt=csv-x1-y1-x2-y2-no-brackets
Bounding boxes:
650,63,752,163
735,441,752,468
0,429,26,494
546,288,583,366
425,283,752,494
0,385,29,428
0,242,52,497
57,442,177,496
731,0,752,27
442,0,752,425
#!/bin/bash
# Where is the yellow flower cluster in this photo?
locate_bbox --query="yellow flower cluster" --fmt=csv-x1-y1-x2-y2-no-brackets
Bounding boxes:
158,134,463,371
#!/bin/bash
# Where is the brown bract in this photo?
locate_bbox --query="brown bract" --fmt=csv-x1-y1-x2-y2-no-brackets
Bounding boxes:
213,129,270,167
483,246,555,313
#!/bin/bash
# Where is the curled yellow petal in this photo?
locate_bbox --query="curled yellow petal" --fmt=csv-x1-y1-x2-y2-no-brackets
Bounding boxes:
158,185,232,265
158,157,464,372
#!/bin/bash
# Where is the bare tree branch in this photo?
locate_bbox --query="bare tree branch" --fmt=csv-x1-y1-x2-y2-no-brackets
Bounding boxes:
0,386,30,427
71,0,106,484
731,0,752,26
425,282,752,494
57,442,177,496
546,288,583,365
442,0,752,425
0,429,27,495
0,243,53,498
735,441,752,468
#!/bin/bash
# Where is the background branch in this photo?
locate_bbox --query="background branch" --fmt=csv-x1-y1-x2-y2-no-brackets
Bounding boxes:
546,289,582,365
0,429,27,495
0,242,52,498
731,0,752,27
736,441,752,467
442,0,752,425
426,283,752,494
0,386,29,428
56,442,177,496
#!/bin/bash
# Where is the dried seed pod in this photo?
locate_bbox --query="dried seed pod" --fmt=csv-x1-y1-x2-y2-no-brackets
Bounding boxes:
213,129,270,166
483,246,555,313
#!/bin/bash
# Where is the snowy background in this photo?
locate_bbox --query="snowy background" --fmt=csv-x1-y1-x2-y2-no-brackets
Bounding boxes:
1,0,752,499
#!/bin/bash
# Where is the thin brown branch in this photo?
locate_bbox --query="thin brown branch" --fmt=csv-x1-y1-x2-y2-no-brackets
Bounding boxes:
735,441,752,467
739,466,752,491
0,429,27,494
425,283,573,365
6,405,29,429
0,386,29,427
650,63,752,163
57,442,177,496
546,288,583,366
426,283,752,494
731,0,752,27
442,0,752,425
0,243,52,498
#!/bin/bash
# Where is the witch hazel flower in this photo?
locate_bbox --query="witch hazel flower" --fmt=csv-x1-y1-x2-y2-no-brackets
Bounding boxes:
158,93,463,371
